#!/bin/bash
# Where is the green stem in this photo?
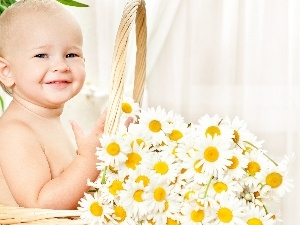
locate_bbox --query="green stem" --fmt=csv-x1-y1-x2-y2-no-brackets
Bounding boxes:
263,204,269,214
203,175,213,198
101,166,108,184
263,153,278,166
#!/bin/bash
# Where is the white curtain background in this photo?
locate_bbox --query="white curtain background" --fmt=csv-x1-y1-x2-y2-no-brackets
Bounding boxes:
0,0,299,223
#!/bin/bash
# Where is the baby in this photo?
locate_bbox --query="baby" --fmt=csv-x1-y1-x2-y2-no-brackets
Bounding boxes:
0,0,110,210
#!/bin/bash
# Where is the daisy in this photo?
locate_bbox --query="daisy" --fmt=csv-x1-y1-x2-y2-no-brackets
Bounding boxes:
138,106,172,146
177,147,211,185
225,147,249,179
211,193,246,225
78,192,114,225
206,175,243,199
197,114,234,140
180,201,213,225
96,133,131,168
243,202,276,225
143,177,179,215
242,150,271,188
146,190,182,225
257,161,294,200
196,135,233,178
125,123,153,150
145,150,180,183
222,116,252,149
122,141,151,171
106,204,137,225
120,96,140,123
118,178,148,219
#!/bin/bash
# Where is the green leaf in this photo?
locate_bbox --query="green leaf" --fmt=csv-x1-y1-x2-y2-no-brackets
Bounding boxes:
0,96,4,113
56,0,89,7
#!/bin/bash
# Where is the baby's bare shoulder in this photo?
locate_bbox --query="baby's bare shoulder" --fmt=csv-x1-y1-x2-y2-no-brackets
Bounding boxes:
0,117,41,156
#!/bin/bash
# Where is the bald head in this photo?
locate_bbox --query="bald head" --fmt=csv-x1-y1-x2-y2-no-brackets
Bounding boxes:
0,0,82,57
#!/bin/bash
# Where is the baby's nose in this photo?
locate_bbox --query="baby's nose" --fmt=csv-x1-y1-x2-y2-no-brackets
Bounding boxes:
51,59,70,72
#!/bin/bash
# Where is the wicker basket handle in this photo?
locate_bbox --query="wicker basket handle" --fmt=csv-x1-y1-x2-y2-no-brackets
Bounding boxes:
104,0,147,135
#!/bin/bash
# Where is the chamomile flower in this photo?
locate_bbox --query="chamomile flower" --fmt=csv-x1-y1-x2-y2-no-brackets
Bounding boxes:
121,141,151,171
258,162,294,200
143,177,179,214
120,96,140,123
207,175,243,198
223,116,251,149
138,106,172,146
212,193,246,225
180,201,213,225
197,135,233,178
197,114,234,140
243,202,276,225
118,179,148,219
96,133,131,168
243,150,270,188
146,150,180,183
106,204,137,225
178,147,211,185
124,123,153,149
78,192,114,225
225,147,249,179
146,191,182,225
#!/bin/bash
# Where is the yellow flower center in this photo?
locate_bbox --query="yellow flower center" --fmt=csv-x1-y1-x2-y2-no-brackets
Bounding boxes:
167,217,180,225
213,181,228,193
133,190,144,202
205,126,221,138
154,161,169,175
109,180,123,195
191,209,205,222
147,219,155,225
114,206,126,222
125,152,142,169
228,156,239,169
149,120,162,132
247,161,261,176
154,187,166,202
194,160,203,173
184,190,195,200
90,202,103,217
122,102,132,114
233,130,240,143
204,146,219,162
266,172,282,188
135,175,150,186
169,129,183,141
247,218,263,225
130,138,145,148
218,207,233,223
107,142,120,156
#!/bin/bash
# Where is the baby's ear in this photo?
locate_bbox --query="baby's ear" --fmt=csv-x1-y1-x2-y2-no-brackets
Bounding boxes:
0,57,14,87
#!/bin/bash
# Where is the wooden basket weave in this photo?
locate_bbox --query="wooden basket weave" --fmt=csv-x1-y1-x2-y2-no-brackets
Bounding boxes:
0,0,146,224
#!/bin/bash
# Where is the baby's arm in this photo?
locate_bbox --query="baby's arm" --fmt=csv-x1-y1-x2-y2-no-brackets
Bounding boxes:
0,112,106,210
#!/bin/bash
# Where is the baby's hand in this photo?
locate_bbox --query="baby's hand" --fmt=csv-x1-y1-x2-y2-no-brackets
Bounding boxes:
70,109,107,161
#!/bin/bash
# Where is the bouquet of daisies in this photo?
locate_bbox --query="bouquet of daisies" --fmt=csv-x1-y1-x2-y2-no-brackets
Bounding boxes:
78,96,294,225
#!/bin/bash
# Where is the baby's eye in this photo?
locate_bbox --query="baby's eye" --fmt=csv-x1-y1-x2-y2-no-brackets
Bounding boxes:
34,54,48,58
66,53,78,58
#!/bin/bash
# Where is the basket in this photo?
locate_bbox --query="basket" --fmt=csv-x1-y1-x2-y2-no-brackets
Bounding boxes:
0,0,146,224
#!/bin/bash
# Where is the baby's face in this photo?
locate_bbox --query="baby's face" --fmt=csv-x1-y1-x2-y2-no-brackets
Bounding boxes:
6,11,86,108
